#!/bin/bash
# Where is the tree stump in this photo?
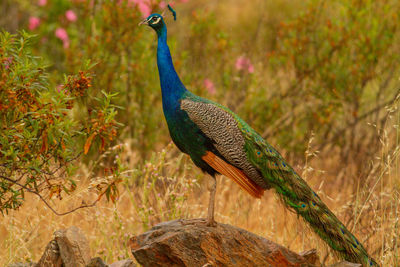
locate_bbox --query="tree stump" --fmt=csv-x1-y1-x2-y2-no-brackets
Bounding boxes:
129,219,320,267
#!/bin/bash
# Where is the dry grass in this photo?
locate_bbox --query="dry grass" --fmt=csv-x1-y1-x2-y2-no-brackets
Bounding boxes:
1,105,399,266
1,0,399,266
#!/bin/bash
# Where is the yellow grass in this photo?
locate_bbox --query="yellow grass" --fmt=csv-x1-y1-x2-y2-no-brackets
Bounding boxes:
1,1,399,266
1,108,399,266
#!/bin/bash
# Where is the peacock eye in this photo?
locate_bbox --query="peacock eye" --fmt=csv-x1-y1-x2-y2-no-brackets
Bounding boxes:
150,17,161,24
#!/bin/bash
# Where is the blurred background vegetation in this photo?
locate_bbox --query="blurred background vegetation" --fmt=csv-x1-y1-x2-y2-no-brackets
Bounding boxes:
0,0,399,265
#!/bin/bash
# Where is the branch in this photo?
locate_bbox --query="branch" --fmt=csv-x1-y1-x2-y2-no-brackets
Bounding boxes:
0,175,105,216
317,89,400,151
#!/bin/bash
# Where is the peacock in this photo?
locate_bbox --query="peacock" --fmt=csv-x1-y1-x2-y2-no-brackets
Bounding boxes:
139,10,377,266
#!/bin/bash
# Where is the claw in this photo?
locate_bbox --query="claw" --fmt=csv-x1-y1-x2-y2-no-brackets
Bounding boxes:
206,219,217,227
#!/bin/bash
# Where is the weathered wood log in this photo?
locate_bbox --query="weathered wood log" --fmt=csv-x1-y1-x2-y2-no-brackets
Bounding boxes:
129,219,320,267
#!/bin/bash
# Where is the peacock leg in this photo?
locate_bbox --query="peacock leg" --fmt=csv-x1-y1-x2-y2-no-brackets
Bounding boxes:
206,175,217,226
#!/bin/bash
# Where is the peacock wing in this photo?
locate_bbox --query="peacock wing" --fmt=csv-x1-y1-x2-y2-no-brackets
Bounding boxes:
180,95,270,192
180,95,375,265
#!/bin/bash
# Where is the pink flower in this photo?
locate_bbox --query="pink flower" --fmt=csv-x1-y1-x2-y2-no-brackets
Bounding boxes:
204,79,216,95
56,84,64,93
248,64,254,73
55,28,68,41
235,56,246,70
159,1,175,8
55,28,70,48
180,0,189,2
28,17,41,30
65,10,77,22
38,0,47,6
4,57,13,70
137,2,151,17
159,1,167,9
130,0,151,18
235,56,254,74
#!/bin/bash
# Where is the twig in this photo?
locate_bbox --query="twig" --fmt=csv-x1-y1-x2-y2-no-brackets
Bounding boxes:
0,175,105,216
317,89,400,151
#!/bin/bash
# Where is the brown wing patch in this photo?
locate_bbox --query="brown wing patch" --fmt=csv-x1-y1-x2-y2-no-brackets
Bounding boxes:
202,151,264,198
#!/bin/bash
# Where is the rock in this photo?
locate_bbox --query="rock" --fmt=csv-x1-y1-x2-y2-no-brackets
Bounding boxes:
328,262,362,267
299,249,320,266
109,259,136,267
129,218,319,267
85,257,108,267
36,239,62,267
8,263,36,267
54,226,91,267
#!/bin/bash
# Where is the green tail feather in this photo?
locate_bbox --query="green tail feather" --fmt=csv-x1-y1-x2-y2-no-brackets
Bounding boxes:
236,120,377,266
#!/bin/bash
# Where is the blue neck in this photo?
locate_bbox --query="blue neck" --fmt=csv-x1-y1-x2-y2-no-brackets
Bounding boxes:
156,25,187,117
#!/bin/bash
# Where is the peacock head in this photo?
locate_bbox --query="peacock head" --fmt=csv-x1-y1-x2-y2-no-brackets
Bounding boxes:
139,14,165,34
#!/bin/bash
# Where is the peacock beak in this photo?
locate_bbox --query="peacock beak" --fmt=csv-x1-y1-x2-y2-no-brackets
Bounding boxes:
138,18,149,26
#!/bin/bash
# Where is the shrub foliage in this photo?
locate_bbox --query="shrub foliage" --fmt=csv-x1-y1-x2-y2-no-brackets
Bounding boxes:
0,31,119,214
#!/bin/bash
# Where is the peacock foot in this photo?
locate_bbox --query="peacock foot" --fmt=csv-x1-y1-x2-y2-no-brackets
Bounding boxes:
205,218,217,227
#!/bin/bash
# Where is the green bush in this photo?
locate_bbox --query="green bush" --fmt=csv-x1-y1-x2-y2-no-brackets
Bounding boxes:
0,31,119,214
245,0,400,164
0,0,399,213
